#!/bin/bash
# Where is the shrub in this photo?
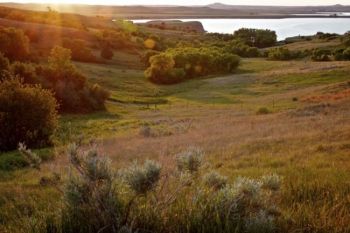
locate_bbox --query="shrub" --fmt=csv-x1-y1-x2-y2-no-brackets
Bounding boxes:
0,77,58,151
176,147,203,173
0,27,30,61
268,47,302,60
203,171,227,190
333,48,346,61
233,28,277,48
62,39,97,63
311,48,332,61
37,46,110,113
343,47,350,60
257,107,271,115
101,46,114,60
146,47,240,84
0,52,9,72
226,40,260,57
261,174,282,191
123,160,162,195
10,62,39,84
141,50,159,66
145,53,185,84
62,143,123,233
25,144,283,233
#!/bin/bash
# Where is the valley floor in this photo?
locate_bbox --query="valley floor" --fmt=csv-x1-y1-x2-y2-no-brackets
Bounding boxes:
2,58,350,232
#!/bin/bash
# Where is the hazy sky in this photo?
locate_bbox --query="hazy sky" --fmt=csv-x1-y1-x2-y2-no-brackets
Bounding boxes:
1,0,350,5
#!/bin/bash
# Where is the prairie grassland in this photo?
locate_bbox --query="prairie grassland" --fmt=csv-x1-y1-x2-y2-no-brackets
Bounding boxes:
1,58,350,232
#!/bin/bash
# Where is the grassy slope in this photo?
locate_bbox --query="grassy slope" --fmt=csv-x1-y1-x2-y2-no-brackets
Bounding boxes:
2,42,350,231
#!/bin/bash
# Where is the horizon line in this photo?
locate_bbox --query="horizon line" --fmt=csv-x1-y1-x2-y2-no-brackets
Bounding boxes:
1,1,349,7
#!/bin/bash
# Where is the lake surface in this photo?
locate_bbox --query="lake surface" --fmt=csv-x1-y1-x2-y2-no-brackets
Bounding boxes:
133,18,350,40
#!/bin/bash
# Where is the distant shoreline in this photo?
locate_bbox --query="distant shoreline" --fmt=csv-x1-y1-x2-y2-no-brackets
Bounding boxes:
125,15,350,20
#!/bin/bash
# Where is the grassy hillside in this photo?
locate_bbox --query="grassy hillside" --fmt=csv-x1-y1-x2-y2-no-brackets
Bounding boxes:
2,55,350,231
1,6,350,232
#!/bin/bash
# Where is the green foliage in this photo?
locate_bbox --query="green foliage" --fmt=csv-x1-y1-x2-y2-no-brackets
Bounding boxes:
311,48,332,61
257,107,271,115
144,53,185,84
0,27,29,61
0,52,9,72
62,143,123,233
226,40,260,58
233,28,277,48
10,61,39,84
343,48,350,60
176,147,203,173
100,46,114,60
37,46,110,113
145,46,240,84
18,143,42,170
62,39,97,63
123,160,162,195
203,171,227,190
0,77,58,151
141,50,159,66
268,47,303,61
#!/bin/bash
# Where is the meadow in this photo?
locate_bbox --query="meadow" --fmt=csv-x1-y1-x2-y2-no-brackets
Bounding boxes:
1,5,350,233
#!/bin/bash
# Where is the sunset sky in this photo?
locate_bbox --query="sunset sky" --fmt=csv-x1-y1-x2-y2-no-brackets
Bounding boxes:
2,0,350,6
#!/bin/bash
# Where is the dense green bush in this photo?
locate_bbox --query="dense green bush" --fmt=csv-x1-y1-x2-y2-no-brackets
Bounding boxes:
268,47,303,60
141,50,159,66
226,40,260,57
145,47,240,84
343,48,350,60
0,77,58,151
233,28,277,48
100,46,114,60
0,27,30,61
36,46,110,113
311,48,332,61
62,39,97,63
10,61,39,84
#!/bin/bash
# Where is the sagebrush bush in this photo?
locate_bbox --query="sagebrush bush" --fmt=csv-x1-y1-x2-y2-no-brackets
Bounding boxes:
176,147,203,173
23,145,282,233
123,160,162,195
0,77,58,151
203,171,227,190
261,174,282,191
62,143,123,233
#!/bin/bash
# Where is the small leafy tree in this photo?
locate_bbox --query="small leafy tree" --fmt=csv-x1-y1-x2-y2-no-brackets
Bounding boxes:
0,77,58,151
0,27,30,61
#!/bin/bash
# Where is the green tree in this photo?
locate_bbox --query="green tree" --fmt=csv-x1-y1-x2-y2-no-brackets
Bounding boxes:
233,28,277,48
0,77,58,151
0,27,30,61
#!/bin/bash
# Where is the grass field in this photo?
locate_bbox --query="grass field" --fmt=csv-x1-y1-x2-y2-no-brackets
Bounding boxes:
1,52,350,232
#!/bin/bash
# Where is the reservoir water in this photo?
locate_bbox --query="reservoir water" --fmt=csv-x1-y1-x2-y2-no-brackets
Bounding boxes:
133,18,350,40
